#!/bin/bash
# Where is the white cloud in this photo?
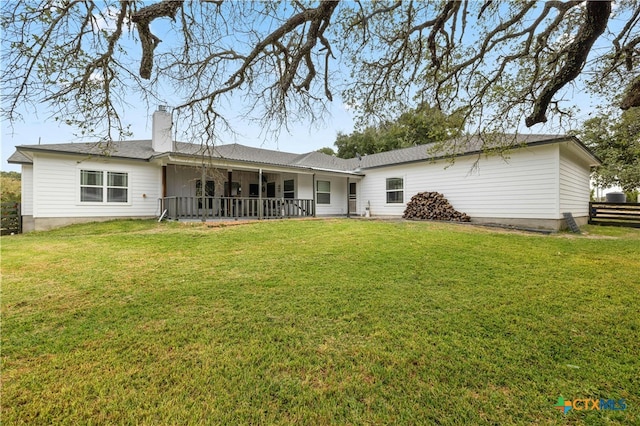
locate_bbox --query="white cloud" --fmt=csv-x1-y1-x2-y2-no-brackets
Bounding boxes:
90,6,124,33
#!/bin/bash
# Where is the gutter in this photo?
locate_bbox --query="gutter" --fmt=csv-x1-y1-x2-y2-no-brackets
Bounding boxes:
12,146,152,163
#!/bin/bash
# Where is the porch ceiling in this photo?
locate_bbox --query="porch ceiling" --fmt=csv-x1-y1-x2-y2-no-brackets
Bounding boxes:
160,154,363,177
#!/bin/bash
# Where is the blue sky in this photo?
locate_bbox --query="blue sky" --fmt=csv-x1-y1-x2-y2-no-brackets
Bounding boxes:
1,1,624,173
1,99,356,172
1,1,358,172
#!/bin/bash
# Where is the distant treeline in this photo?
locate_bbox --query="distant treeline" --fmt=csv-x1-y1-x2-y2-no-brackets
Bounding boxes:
1,171,21,203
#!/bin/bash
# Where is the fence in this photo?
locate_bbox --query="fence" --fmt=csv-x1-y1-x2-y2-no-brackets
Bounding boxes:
589,202,640,228
1,202,21,235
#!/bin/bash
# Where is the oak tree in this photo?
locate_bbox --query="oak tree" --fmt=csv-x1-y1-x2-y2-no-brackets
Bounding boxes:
579,108,640,192
2,1,639,147
334,103,464,158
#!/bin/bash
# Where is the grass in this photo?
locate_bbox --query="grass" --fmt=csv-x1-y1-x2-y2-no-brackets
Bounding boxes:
2,219,639,424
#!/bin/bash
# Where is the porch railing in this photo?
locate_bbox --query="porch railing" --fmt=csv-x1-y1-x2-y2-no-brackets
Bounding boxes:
159,197,314,220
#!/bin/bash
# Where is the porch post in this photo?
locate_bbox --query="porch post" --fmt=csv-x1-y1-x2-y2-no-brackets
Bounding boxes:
312,173,316,218
201,165,206,222
259,168,263,220
227,169,233,216
347,177,350,218
162,166,167,197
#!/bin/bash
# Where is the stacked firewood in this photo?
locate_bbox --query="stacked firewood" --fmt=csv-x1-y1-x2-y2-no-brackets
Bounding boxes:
403,192,470,222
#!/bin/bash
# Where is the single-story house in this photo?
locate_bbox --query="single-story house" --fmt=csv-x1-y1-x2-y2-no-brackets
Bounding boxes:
9,108,600,232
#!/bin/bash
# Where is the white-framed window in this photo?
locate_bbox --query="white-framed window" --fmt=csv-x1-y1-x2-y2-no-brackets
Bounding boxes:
386,177,403,204
283,179,295,199
316,180,331,204
80,170,129,203
107,172,128,202
80,170,104,202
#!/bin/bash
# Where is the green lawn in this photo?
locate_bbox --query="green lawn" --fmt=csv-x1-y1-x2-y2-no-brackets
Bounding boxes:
2,219,638,424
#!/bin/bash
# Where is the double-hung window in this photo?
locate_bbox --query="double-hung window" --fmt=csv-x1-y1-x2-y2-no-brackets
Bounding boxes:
316,180,331,204
80,170,129,203
107,172,128,202
386,177,404,204
80,170,104,202
283,179,295,199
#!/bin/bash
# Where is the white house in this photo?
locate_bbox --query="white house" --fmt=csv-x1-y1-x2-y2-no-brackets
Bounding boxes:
9,108,600,232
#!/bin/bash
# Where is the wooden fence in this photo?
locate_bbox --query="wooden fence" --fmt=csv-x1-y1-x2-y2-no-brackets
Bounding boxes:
589,202,640,228
1,202,21,235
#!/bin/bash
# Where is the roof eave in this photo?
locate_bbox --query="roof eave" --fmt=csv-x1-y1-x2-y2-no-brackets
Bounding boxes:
13,145,153,162
360,135,597,170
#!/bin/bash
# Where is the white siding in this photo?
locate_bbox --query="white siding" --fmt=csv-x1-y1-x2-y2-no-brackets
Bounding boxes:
32,153,160,218
313,174,348,216
297,174,314,199
559,144,591,217
21,164,34,215
359,144,562,219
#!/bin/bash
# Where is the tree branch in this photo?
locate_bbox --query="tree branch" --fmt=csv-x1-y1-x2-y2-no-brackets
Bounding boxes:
525,1,611,126
621,75,640,110
131,0,185,79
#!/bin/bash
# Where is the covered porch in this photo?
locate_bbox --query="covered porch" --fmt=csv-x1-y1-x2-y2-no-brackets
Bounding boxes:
158,162,317,221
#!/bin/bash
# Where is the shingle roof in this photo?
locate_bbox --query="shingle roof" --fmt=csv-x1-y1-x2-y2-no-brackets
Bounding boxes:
8,140,157,163
9,133,597,171
353,133,579,169
7,149,32,164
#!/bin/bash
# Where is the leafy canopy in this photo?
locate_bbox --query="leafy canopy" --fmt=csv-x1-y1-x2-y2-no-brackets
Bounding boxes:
0,172,21,203
333,104,464,159
1,1,639,146
579,109,640,192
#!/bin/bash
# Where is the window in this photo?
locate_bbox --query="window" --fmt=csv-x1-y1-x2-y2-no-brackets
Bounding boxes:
316,180,331,204
224,181,241,197
283,179,295,199
80,170,103,202
386,178,403,203
196,180,215,208
80,170,128,203
267,182,276,198
107,172,128,203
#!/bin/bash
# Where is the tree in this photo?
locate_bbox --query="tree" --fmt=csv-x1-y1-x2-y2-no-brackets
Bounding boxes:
334,104,464,158
334,127,379,159
2,1,639,147
0,171,21,203
316,147,336,156
579,109,640,192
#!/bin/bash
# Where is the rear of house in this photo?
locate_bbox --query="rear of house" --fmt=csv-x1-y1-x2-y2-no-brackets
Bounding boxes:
11,149,161,232
8,109,599,232
356,137,596,230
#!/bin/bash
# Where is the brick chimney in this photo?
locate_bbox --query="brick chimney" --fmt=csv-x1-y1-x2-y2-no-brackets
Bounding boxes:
152,105,173,152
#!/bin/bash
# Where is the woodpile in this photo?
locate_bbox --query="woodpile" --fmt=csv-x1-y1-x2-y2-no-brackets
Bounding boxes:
403,192,470,222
